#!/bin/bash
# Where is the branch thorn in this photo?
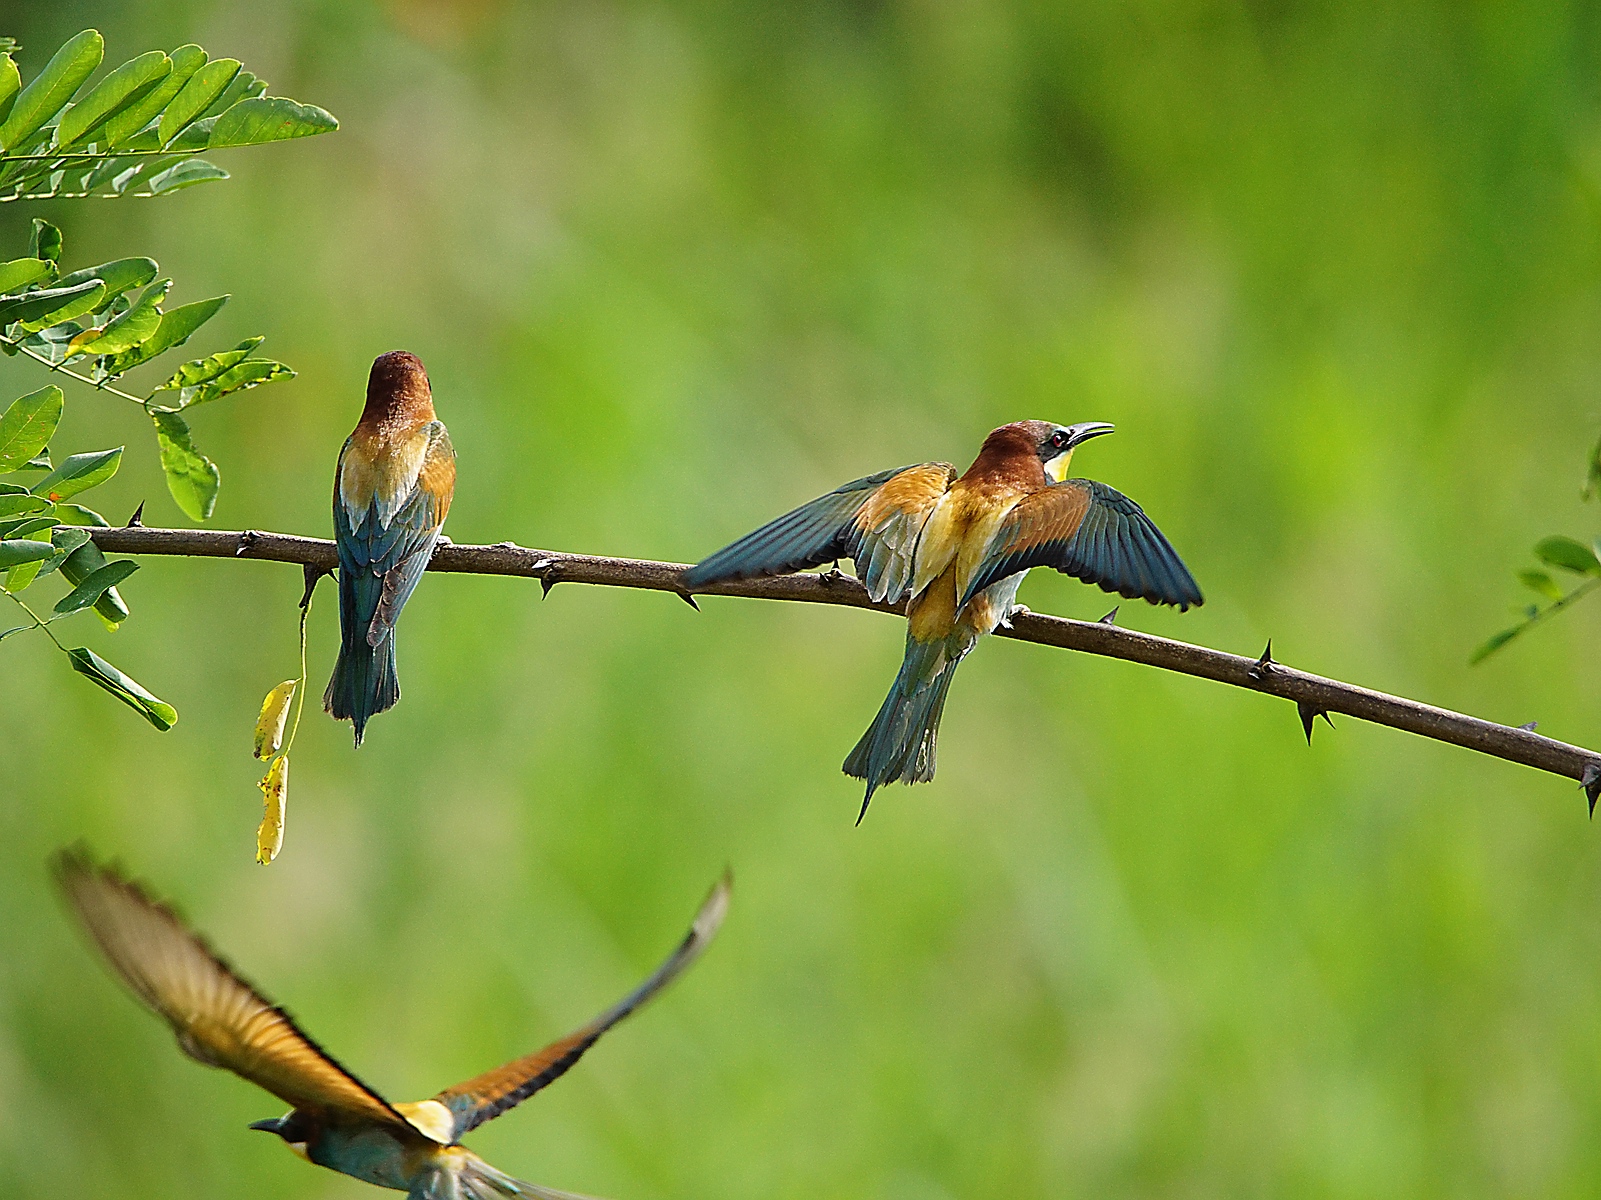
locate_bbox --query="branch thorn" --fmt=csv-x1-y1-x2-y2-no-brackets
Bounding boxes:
1098,606,1119,625
1297,701,1334,744
125,501,145,528
1518,721,1538,732
1584,763,1601,818
299,563,330,610
1248,640,1276,682
235,530,258,557
677,590,700,611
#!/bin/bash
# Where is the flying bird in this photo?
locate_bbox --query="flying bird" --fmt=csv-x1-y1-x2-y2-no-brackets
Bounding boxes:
682,421,1202,820
325,350,456,746
55,847,730,1200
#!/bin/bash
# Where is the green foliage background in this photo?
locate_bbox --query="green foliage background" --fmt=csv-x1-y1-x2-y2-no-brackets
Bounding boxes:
4,3,1601,1197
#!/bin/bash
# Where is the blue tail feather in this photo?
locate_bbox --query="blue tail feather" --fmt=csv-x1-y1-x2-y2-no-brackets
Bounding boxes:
843,634,968,822
323,565,400,746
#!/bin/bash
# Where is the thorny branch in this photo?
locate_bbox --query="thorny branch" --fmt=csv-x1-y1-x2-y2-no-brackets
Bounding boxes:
78,523,1601,811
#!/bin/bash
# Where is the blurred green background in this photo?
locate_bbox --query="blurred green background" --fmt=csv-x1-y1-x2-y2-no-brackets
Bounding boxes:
4,2,1601,1197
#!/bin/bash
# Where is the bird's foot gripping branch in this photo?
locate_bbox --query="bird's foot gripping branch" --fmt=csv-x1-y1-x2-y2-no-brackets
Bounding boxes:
80,523,1601,814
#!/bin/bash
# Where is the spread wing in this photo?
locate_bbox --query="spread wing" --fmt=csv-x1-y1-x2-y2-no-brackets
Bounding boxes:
334,422,455,646
55,848,412,1131
681,463,955,603
962,479,1203,611
432,872,732,1143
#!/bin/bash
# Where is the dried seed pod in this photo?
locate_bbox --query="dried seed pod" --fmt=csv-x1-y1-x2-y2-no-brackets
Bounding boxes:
253,680,295,759
256,754,287,865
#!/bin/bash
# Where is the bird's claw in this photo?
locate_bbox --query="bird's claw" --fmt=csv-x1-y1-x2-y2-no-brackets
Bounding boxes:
1000,603,1030,630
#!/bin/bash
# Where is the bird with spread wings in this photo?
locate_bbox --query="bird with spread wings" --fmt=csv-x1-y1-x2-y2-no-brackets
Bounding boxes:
56,848,730,1200
683,420,1202,820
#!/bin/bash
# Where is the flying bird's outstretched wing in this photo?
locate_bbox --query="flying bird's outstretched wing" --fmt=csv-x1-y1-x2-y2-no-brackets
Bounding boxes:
962,479,1203,611
431,872,732,1142
682,463,955,603
55,848,413,1132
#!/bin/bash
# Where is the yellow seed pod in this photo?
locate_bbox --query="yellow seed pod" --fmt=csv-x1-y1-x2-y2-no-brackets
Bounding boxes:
253,680,296,759
256,754,288,865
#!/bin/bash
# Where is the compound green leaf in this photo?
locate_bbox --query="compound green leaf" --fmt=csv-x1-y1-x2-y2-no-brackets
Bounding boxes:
0,29,103,152
100,294,226,375
158,57,238,145
56,50,170,147
0,386,62,470
206,96,336,147
33,446,121,501
149,409,219,520
67,646,176,730
63,278,167,358
155,336,262,390
0,493,50,518
1534,535,1601,576
0,537,55,566
0,278,103,330
28,219,62,265
0,257,53,292
56,257,158,310
100,44,205,148
147,157,227,193
54,558,138,615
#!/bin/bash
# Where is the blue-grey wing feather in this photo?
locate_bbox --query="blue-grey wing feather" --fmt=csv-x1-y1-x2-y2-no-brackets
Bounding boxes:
682,464,929,591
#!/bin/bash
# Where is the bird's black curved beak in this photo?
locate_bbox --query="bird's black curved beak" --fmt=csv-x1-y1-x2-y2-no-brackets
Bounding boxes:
249,1117,286,1135
1065,422,1115,449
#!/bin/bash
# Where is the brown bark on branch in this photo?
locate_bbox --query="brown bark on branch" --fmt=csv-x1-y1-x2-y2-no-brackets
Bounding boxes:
80,524,1601,806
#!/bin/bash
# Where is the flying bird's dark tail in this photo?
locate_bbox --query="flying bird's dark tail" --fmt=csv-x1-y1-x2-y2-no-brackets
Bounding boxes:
842,632,970,823
323,566,399,747
428,1151,595,1199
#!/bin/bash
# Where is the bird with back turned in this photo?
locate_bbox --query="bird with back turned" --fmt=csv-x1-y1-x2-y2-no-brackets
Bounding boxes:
55,847,730,1200
683,420,1203,821
325,350,456,746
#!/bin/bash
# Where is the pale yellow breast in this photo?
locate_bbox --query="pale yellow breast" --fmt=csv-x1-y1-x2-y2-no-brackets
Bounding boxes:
912,483,1023,603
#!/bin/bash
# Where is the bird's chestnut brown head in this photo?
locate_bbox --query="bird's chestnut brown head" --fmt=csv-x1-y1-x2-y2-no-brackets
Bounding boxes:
360,350,435,431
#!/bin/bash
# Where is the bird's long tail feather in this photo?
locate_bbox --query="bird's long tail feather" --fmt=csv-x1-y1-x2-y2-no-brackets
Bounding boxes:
842,634,965,822
434,1154,605,1200
323,568,399,747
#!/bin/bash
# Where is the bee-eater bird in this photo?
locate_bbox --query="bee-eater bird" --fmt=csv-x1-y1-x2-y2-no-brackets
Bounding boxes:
56,847,730,1200
325,350,456,746
682,421,1203,820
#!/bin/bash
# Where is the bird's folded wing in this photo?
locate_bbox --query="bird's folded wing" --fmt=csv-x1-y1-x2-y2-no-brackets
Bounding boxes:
55,849,412,1131
433,872,732,1142
337,424,455,644
962,479,1203,611
681,462,955,603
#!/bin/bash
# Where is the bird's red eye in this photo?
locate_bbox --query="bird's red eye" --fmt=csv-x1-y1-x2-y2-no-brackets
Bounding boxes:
1050,431,1068,448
